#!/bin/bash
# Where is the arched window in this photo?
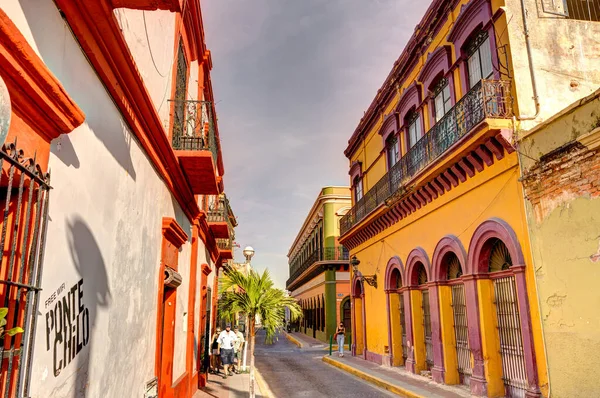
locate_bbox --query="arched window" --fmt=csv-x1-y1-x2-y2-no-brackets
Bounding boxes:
353,176,363,202
488,238,512,272
444,252,463,280
405,108,422,150
386,134,400,170
432,77,452,123
465,30,493,89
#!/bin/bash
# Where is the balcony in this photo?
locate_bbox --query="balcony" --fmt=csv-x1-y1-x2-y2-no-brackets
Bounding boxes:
171,100,221,195
207,195,236,239
216,238,233,260
340,79,512,236
286,246,349,289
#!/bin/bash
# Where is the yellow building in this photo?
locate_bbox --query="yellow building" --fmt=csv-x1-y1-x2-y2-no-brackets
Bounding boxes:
339,1,600,397
287,187,352,343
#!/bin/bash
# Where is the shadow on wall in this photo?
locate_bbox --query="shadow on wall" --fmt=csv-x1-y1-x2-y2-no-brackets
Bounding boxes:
51,134,80,169
19,0,137,180
67,217,112,397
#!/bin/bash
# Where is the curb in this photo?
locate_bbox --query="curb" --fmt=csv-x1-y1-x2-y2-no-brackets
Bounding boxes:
322,356,424,398
254,367,274,398
283,331,303,348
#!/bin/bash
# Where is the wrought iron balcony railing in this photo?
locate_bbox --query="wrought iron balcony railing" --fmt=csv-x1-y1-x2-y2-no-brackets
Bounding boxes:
287,246,349,287
207,195,236,239
340,79,512,235
170,99,219,163
216,238,233,251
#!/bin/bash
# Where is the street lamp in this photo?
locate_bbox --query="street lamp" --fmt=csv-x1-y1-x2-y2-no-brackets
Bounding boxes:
243,246,255,263
241,245,254,373
350,255,377,288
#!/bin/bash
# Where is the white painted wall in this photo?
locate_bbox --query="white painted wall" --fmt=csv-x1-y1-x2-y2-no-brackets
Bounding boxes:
3,1,214,397
114,8,176,133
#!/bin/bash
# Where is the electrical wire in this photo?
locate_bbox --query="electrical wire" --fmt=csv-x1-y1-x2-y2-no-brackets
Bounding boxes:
143,10,168,77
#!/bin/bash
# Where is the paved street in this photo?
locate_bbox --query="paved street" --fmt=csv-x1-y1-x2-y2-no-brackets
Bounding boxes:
254,330,395,398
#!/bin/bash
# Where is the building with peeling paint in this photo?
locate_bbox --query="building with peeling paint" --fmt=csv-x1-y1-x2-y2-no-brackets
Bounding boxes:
338,0,600,397
0,1,235,397
519,89,600,398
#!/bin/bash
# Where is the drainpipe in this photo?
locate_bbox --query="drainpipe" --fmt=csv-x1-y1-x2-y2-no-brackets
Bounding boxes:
517,0,541,120
515,2,551,396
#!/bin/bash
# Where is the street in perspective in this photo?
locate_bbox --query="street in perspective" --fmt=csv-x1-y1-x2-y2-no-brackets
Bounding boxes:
1,0,600,397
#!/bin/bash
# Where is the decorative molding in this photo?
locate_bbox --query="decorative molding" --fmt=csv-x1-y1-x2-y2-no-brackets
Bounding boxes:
578,127,600,150
0,10,85,142
431,235,467,282
162,217,189,248
110,0,182,11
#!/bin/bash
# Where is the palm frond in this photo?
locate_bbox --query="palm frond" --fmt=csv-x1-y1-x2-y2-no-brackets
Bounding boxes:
218,268,303,343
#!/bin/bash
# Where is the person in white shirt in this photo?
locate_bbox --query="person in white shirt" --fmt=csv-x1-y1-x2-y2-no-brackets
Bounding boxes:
217,323,238,379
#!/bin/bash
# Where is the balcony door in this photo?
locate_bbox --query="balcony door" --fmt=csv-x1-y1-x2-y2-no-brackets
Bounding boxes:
466,31,493,89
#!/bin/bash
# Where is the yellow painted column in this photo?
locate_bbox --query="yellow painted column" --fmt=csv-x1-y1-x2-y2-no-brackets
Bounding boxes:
410,289,426,373
438,285,459,385
389,293,404,366
477,279,504,397
354,297,364,356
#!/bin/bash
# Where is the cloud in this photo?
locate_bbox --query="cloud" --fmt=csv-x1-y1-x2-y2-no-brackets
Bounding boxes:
203,0,431,288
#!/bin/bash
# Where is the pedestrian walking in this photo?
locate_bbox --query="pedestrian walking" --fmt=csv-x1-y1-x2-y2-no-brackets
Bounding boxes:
210,327,221,374
232,325,245,373
217,323,238,379
335,322,346,357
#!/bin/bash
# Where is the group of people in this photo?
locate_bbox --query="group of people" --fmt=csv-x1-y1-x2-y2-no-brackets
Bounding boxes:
210,323,245,379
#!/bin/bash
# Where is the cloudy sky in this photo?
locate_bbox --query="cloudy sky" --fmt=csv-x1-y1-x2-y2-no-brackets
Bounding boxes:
202,0,431,288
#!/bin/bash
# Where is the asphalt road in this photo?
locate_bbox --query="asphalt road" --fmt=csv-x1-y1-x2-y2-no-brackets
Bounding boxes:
254,330,395,398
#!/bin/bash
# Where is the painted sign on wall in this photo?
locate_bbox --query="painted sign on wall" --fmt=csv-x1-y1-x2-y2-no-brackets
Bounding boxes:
44,278,90,376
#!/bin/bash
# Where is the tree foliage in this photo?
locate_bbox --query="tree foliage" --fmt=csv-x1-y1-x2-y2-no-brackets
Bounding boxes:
219,268,301,343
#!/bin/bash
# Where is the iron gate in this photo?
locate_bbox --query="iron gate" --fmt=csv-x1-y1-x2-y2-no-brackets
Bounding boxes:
451,284,472,385
0,142,51,398
399,292,407,363
422,290,433,369
493,276,527,398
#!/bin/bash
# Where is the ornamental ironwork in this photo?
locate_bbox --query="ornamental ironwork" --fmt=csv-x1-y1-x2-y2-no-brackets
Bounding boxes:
169,99,218,163
286,246,349,288
340,79,513,236
0,141,51,398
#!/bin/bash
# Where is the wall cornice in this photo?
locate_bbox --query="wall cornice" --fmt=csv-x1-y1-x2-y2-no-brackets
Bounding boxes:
0,10,85,143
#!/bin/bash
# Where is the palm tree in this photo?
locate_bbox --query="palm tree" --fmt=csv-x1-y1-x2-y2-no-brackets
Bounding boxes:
219,268,301,398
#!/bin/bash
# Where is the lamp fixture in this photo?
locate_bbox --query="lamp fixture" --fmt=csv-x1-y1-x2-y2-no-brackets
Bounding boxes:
350,255,377,288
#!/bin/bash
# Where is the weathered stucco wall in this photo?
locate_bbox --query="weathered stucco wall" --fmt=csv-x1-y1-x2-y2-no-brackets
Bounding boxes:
519,91,600,397
505,0,600,129
3,2,213,396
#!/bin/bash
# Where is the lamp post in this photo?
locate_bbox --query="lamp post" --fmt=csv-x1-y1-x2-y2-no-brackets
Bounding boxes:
350,255,377,288
241,246,254,372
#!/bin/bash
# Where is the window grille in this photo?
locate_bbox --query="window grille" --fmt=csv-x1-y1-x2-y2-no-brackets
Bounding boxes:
493,276,528,398
0,142,51,398
542,0,600,21
451,284,472,385
172,40,188,147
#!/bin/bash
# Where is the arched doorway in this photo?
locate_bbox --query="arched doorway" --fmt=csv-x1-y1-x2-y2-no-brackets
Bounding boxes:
351,276,366,358
405,248,433,374
384,256,407,367
467,218,541,398
340,296,351,329
432,235,471,386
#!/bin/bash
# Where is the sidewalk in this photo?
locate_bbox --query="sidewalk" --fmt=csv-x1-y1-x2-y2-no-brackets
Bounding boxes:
283,330,332,349
194,371,266,398
322,354,470,398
